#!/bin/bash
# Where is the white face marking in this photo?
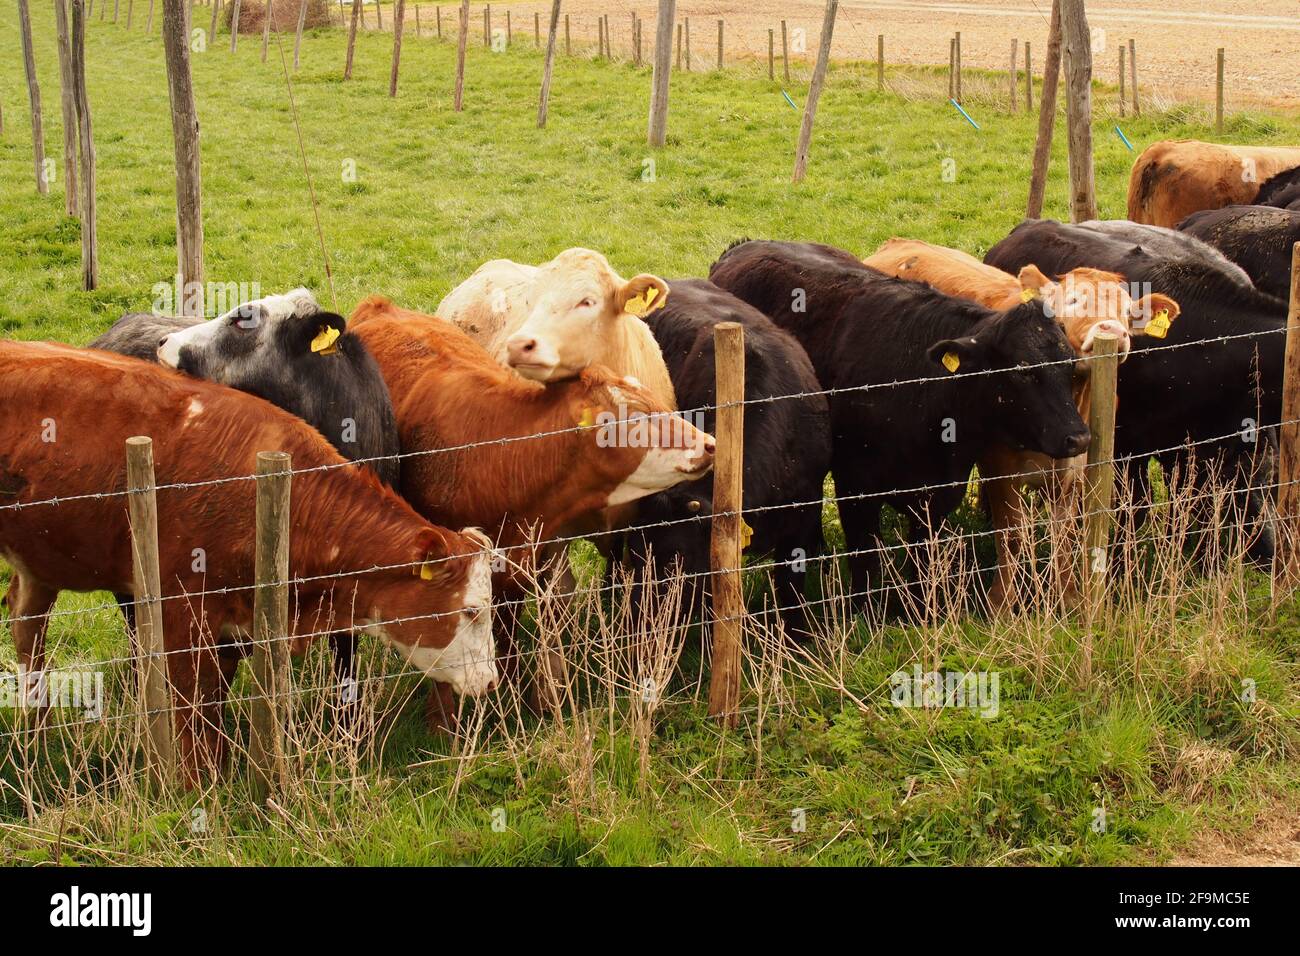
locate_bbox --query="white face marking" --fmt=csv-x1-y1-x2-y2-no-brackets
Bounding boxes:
363,550,497,696
158,314,222,367
503,328,562,380
156,288,320,367
607,447,711,506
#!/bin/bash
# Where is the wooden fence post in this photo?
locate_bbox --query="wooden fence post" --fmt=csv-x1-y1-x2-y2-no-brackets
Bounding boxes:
1128,37,1139,116
647,0,675,147
70,0,97,289
768,28,773,80
780,19,788,82
294,0,308,67
126,437,176,791
1215,48,1225,135
1058,0,1096,222
261,0,272,62
534,11,539,46
16,0,46,197
1276,245,1300,585
210,0,221,39
674,21,680,70
876,33,883,90
792,0,836,185
948,37,955,100
1008,38,1018,112
163,0,204,316
1081,334,1118,666
230,0,240,51
248,451,292,802
390,0,406,95
415,3,420,37
55,0,80,218
1026,0,1061,219
537,0,560,127
1118,44,1125,117
716,18,722,71
437,4,442,38
127,0,134,28
454,0,468,110
375,0,383,29
506,9,510,46
565,13,570,55
344,0,360,78
483,3,489,47
147,0,155,33
114,0,119,21
954,30,961,102
684,16,690,71
1024,40,1032,111
707,322,745,727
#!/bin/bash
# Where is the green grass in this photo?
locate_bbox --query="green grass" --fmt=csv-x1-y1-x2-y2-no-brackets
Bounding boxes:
1,9,1298,866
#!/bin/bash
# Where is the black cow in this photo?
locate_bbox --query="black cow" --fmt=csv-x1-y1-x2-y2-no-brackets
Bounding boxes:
1177,205,1300,301
709,240,1089,607
1081,219,1255,287
1256,166,1300,211
91,288,400,487
628,279,832,632
985,219,1287,562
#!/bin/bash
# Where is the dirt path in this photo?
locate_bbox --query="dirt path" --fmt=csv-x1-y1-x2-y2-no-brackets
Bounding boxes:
1167,803,1300,866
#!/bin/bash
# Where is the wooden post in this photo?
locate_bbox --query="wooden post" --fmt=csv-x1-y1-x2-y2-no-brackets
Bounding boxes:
716,18,722,71
707,322,744,727
55,0,80,217
16,0,46,197
1128,37,1139,116
1058,0,1096,222
1025,40,1032,111
1008,38,1018,112
344,0,360,78
948,37,955,100
114,0,119,21
674,21,679,70
437,4,442,38
210,0,221,39
294,0,308,68
505,9,510,46
415,3,420,37
768,28,773,80
1081,333,1119,620
375,0,383,29
647,0,675,147
954,30,961,102
1276,245,1300,584
635,15,641,65
163,0,204,316
597,13,604,57
261,0,272,63
1215,48,1225,135
483,4,488,47
248,451,292,802
230,0,240,51
390,0,405,95
534,11,539,46
1026,0,1061,219
537,0,560,128
70,0,97,289
454,0,468,110
684,16,689,71
125,437,176,791
565,13,570,55
876,33,883,90
147,0,155,32
127,0,134,28
780,19,788,82
792,0,836,184
1118,44,1125,117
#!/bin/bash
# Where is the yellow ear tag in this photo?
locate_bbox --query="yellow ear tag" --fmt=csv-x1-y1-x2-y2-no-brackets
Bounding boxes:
577,406,597,428
1145,309,1171,340
412,561,436,581
625,286,663,318
942,352,961,373
740,519,754,551
311,325,342,355
1020,287,1037,303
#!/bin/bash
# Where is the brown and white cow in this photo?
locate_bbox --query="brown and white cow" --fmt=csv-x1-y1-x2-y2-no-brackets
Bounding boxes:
1127,139,1300,228
435,248,677,408
0,341,497,782
865,238,1181,611
349,297,714,715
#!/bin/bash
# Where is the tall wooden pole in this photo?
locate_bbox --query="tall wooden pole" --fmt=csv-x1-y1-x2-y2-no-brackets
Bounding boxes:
1118,44,1125,117
54,0,80,217
1276,245,1300,585
344,0,361,79
1128,38,1139,116
262,0,272,62
647,0,676,147
1026,0,1062,219
162,0,204,316
707,323,745,727
249,451,292,802
537,0,561,128
1058,0,1096,222
1215,48,1225,135
126,437,176,791
390,0,406,95
1081,333,1119,673
294,0,308,68
454,0,469,110
791,0,837,185
876,33,883,90
70,0,98,289
230,0,241,52
1025,40,1033,111
17,0,47,196
1008,38,1018,113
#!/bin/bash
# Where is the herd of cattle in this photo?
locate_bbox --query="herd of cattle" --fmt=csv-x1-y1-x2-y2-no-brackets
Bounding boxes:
2,137,1299,779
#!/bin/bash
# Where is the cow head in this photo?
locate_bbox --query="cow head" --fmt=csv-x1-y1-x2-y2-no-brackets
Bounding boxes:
358,527,497,696
928,300,1092,460
157,288,348,381
1017,266,1181,357
503,249,670,381
567,369,714,511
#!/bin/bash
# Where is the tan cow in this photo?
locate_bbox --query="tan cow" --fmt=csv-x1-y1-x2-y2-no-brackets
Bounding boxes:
865,238,1181,611
1127,139,1300,228
436,248,677,408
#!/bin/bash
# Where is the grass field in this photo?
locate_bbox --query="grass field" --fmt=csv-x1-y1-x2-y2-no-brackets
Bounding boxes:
1,8,1298,865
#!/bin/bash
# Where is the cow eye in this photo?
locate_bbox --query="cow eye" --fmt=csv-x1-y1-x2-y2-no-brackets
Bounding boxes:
461,607,484,622
578,297,597,309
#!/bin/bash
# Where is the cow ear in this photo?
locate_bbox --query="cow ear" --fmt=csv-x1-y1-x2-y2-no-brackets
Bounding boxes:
1130,293,1181,337
619,275,670,317
409,527,463,585
299,311,347,356
1017,264,1053,300
927,338,981,375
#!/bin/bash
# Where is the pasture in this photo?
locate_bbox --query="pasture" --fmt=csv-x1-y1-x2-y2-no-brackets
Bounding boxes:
1,7,1299,866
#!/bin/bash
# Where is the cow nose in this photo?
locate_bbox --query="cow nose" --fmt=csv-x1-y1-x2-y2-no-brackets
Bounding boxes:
508,337,538,362
158,334,170,350
702,436,716,456
1064,431,1091,457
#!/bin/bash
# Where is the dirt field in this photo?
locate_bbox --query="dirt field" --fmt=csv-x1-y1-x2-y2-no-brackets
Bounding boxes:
378,0,1300,108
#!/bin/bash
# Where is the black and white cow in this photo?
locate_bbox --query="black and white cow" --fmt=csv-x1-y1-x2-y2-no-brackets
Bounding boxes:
92,288,400,487
985,219,1288,563
628,279,832,632
1256,165,1300,211
709,240,1089,606
1177,205,1300,302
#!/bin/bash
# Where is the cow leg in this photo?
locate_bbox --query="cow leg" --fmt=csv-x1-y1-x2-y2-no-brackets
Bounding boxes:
769,501,824,640
983,476,1023,616
162,609,229,786
834,492,883,612
4,573,57,712
425,680,459,735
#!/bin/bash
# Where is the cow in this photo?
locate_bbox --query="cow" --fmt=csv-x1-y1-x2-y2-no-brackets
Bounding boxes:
437,249,677,408
0,341,496,783
1127,140,1300,227
709,240,1090,611
985,219,1289,564
1256,165,1300,211
1080,220,1255,287
865,237,1181,611
90,288,400,487
627,279,832,633
348,297,715,718
1177,205,1300,302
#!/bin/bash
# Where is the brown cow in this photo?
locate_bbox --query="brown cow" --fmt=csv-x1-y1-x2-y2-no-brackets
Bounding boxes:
0,341,497,782
349,297,714,712
864,238,1181,611
1127,139,1300,228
